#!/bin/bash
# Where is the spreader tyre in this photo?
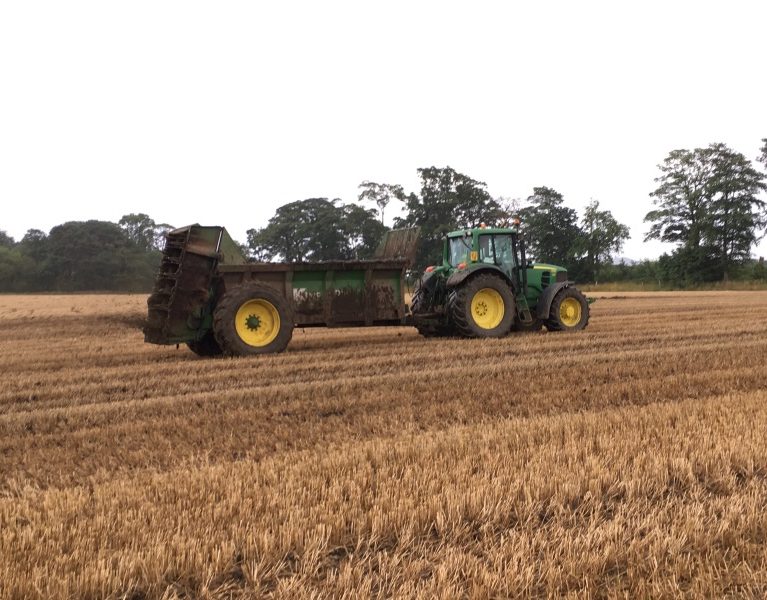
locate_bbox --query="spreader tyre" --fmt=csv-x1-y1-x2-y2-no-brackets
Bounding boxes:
213,284,294,356
187,330,223,356
448,273,515,338
545,286,590,332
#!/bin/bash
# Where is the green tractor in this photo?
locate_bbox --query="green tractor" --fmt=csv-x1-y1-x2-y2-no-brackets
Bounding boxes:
410,223,590,337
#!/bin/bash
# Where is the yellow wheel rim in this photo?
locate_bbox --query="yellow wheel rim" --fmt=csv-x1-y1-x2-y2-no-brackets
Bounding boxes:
470,288,505,330
234,299,281,347
559,297,582,328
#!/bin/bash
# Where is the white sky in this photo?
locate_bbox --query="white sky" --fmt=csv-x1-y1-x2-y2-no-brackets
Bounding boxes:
1,0,766,259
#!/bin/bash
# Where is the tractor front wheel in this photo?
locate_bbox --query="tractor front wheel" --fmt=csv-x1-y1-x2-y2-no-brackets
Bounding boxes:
545,286,590,332
213,284,294,356
448,274,515,338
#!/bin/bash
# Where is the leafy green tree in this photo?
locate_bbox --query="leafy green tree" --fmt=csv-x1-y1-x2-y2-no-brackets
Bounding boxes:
0,230,14,248
657,245,721,285
117,213,175,251
14,229,50,290
247,198,386,262
18,229,47,260
118,213,157,252
646,144,766,281
645,148,714,249
518,187,581,268
394,166,506,267
0,246,35,291
341,203,387,259
704,143,766,280
577,200,631,283
357,181,405,224
247,199,344,262
759,138,767,170
45,221,135,291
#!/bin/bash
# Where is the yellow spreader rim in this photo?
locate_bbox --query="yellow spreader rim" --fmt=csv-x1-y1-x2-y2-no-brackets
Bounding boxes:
470,288,505,330
559,297,582,328
235,299,280,347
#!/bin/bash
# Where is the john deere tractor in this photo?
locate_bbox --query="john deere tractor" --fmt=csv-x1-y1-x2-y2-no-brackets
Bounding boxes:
410,223,590,337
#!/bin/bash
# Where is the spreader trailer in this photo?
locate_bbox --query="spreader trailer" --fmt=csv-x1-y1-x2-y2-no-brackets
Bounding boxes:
144,222,590,357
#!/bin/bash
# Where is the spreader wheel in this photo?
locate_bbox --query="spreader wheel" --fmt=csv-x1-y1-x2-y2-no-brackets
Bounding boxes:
187,330,223,356
213,284,294,356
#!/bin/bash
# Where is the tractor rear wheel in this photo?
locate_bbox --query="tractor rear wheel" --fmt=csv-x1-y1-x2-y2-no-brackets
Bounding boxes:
411,288,453,337
187,330,223,356
213,283,294,356
545,286,590,332
448,274,515,338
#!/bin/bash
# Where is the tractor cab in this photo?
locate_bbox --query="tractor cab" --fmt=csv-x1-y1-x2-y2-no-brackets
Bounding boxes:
445,226,521,284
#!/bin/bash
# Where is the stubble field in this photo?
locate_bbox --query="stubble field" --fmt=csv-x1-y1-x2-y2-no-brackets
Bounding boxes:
1,291,767,598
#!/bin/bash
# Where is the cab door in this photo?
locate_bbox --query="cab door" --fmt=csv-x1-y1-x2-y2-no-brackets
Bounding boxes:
490,234,515,280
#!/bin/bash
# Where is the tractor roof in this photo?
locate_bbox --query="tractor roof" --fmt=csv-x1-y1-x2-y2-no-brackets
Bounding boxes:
446,226,520,238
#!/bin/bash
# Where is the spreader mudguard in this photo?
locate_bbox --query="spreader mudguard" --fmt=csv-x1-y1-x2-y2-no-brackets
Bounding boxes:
535,281,573,319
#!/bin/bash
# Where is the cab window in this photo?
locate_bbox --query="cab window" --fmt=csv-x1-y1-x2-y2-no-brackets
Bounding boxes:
478,235,494,263
478,234,515,266
493,234,515,266
448,236,470,266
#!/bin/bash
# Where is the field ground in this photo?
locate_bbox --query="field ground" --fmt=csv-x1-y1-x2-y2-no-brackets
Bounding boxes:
2,291,767,598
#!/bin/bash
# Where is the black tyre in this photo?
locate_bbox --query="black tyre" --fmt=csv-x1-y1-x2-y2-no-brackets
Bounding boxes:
545,286,590,332
186,330,223,356
213,283,294,356
411,288,453,337
448,273,515,338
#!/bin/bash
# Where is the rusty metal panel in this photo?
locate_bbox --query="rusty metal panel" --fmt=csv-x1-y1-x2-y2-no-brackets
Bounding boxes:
373,227,421,265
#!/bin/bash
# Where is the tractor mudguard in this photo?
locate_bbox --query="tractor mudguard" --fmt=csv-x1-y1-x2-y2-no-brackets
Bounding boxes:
536,281,574,319
446,265,513,289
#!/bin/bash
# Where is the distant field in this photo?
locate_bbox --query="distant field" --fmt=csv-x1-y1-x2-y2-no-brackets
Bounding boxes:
2,292,767,598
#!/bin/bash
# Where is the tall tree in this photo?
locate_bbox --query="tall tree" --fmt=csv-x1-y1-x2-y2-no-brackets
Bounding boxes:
704,143,766,280
759,138,767,170
247,198,386,262
357,181,405,224
0,246,34,292
117,213,174,251
18,229,48,261
394,166,506,267
341,203,388,259
518,187,581,267
0,230,14,248
578,200,631,282
46,221,134,291
645,148,715,249
16,229,49,290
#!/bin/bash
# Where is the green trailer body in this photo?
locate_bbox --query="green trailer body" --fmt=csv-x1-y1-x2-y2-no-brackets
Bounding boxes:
144,225,419,354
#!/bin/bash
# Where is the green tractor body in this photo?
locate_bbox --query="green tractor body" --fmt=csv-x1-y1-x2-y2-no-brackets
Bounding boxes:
410,224,590,337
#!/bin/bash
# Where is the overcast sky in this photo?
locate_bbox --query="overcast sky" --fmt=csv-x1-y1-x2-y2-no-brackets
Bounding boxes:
1,1,766,259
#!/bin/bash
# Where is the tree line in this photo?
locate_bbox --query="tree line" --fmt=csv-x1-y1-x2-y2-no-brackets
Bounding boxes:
0,215,172,292
1,139,765,292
